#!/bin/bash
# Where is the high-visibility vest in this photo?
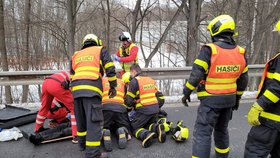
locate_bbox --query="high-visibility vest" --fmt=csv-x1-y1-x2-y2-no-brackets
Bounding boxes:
135,76,158,108
71,46,102,81
205,43,246,94
102,78,125,104
257,52,280,98
119,43,138,72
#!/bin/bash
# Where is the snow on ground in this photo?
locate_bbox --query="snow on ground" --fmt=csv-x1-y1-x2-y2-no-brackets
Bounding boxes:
165,91,257,103
0,91,257,111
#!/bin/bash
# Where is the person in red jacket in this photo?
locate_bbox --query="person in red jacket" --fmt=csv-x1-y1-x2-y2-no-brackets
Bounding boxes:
34,71,78,143
114,32,139,76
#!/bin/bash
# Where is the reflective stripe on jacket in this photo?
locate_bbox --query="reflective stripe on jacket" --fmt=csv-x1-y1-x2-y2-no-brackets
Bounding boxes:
119,43,138,72
71,46,102,81
135,76,158,108
102,78,125,105
204,43,246,94
257,52,280,98
256,52,280,124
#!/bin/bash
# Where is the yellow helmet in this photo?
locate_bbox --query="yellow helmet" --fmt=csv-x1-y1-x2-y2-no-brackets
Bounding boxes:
273,20,280,32
171,120,189,142
207,14,236,37
82,34,102,47
122,72,131,83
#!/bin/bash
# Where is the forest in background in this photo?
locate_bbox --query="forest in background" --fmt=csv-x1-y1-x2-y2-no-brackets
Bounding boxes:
0,0,279,103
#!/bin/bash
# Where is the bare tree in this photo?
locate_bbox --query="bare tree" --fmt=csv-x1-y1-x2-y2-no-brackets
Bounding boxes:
0,0,12,103
66,0,78,57
250,0,280,64
185,0,203,65
144,0,186,67
101,0,111,52
21,0,31,103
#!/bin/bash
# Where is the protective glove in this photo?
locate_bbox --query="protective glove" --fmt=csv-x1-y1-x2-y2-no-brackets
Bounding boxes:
232,95,242,111
247,103,264,126
182,87,191,107
181,95,191,107
114,55,121,62
108,87,116,98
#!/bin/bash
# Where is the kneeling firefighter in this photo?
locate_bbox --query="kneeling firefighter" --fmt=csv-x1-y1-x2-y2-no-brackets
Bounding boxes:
124,64,166,148
101,76,131,151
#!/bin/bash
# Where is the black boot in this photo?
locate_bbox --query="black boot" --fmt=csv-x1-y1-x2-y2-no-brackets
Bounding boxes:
116,127,127,149
136,129,156,148
149,123,166,143
29,133,43,145
157,124,166,143
103,129,112,152
142,132,156,148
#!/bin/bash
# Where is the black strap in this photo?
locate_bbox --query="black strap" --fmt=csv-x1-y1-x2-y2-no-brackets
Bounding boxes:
45,76,69,89
45,76,63,84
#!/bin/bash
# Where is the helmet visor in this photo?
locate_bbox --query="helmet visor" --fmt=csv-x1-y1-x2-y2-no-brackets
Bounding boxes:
119,35,128,41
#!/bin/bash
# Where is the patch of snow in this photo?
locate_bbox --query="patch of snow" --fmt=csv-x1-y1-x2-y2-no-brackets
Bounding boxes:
165,91,258,103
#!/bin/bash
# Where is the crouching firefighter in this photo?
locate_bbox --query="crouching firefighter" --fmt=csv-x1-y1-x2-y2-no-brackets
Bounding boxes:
102,76,131,151
124,64,166,148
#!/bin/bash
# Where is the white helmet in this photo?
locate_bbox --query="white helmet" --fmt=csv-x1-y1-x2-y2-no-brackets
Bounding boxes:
82,34,102,47
119,32,132,42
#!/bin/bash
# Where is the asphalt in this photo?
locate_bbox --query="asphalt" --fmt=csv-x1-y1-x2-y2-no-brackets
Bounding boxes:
0,102,254,158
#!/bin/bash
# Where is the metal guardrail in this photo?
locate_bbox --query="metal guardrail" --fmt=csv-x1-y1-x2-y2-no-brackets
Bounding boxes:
0,64,265,86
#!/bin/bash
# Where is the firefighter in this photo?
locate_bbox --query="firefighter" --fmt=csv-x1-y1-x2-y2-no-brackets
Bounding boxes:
244,20,280,158
70,34,117,158
101,76,131,151
34,71,78,143
125,64,166,148
114,32,139,76
122,72,166,119
181,14,248,158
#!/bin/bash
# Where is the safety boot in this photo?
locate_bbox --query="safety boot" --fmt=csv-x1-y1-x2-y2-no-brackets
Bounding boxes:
79,143,85,151
142,132,156,148
116,127,127,149
157,124,166,143
29,133,43,145
103,129,112,152
149,123,166,143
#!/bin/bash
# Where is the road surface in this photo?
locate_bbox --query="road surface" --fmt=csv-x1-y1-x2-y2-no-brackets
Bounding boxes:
0,101,254,158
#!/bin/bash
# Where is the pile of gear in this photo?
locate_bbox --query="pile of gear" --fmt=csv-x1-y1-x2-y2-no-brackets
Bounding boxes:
157,118,189,142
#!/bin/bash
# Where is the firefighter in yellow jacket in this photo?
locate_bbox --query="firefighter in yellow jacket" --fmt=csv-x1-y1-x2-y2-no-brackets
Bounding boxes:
125,64,166,148
182,15,248,158
101,77,131,151
244,20,280,158
70,34,117,158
